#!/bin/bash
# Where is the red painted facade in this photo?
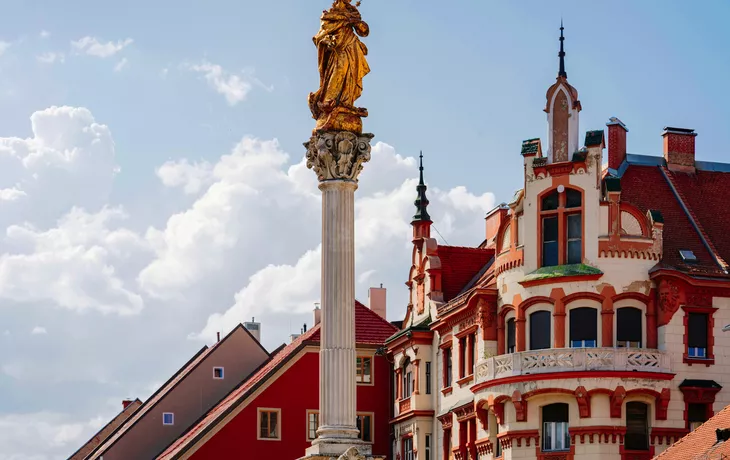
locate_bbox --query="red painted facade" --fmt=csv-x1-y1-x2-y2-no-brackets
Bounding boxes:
188,350,391,459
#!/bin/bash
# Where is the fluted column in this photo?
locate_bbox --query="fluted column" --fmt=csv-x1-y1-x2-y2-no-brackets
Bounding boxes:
318,179,359,440
304,130,374,458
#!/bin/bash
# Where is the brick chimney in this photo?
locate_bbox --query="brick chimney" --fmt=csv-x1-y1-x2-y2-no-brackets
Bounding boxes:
485,204,509,247
663,127,697,173
368,285,386,320
606,117,628,170
122,399,135,410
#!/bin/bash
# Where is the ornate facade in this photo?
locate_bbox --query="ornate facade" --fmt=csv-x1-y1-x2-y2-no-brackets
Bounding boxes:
386,27,730,460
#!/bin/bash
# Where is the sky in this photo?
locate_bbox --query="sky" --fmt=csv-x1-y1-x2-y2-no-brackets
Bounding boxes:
0,0,729,458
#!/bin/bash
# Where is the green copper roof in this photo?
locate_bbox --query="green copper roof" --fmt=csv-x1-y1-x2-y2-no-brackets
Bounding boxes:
521,263,603,283
384,314,432,344
521,138,540,156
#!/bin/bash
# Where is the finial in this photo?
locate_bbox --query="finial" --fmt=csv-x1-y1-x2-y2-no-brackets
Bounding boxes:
558,20,567,78
412,151,431,223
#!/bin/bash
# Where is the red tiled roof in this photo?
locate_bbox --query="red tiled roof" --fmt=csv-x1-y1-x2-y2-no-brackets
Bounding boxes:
438,246,494,301
654,404,730,460
157,302,396,459
620,165,725,276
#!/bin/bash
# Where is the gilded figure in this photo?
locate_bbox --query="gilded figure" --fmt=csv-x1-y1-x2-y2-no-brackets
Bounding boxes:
308,0,370,134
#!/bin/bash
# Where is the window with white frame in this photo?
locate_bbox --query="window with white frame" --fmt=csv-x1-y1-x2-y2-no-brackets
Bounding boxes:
258,408,281,440
402,358,413,398
530,310,551,350
617,307,642,348
569,307,597,348
542,403,569,452
307,410,319,440
425,433,431,460
688,313,709,358
162,412,174,426
213,367,224,379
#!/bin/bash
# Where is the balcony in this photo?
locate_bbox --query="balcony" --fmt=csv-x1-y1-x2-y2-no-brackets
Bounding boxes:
475,348,672,384
398,397,411,414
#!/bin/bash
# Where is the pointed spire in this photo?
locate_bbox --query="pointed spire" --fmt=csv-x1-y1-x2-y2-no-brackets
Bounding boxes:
412,151,431,223
558,20,567,78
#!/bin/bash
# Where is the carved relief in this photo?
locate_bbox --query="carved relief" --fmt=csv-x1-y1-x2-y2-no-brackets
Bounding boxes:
686,288,712,307
305,131,373,182
658,279,680,314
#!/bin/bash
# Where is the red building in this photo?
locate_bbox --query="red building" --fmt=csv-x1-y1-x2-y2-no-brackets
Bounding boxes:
158,296,397,460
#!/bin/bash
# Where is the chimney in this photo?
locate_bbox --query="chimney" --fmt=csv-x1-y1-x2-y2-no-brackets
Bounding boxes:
303,323,307,333
485,204,509,247
216,332,220,343
313,303,321,326
243,317,261,343
122,399,135,410
663,127,697,173
607,117,628,170
368,285,387,319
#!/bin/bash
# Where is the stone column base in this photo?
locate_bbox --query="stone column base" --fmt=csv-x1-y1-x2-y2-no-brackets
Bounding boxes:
300,443,384,460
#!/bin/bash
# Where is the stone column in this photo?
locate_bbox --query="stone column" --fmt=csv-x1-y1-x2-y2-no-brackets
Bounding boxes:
303,130,375,459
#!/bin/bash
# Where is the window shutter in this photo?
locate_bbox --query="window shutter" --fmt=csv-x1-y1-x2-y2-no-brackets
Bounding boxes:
569,308,597,342
617,308,642,342
688,313,708,348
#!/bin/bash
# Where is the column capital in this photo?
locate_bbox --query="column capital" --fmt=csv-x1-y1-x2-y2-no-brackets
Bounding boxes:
305,130,374,182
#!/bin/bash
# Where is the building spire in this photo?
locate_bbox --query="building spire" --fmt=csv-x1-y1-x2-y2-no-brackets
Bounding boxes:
412,151,431,223
558,20,567,78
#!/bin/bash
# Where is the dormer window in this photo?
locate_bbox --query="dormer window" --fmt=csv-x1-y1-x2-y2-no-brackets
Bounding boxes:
540,187,582,267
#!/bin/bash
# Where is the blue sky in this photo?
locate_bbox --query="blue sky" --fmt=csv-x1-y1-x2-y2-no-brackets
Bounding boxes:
0,1,729,458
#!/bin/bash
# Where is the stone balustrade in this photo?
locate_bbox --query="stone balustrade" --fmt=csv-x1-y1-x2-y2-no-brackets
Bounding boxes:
475,348,671,383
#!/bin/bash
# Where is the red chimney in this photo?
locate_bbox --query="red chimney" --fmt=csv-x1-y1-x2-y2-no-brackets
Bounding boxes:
485,204,509,248
663,127,697,173
122,399,135,410
607,117,628,170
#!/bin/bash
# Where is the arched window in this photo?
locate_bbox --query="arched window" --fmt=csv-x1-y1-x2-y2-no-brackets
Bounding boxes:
542,403,570,452
617,307,642,348
569,308,597,348
530,311,551,350
540,188,582,267
506,318,516,354
625,402,649,451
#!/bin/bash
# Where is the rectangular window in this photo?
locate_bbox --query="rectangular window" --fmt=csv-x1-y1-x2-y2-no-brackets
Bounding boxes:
425,434,431,460
530,311,551,351
689,403,709,431
403,437,414,460
470,334,476,375
444,348,452,387
259,409,280,440
617,308,643,348
356,356,372,384
542,216,559,267
569,308,597,348
444,428,452,460
507,319,516,353
495,423,501,458
543,421,570,451
356,413,373,442
458,337,467,378
162,412,174,426
566,213,582,264
625,402,649,450
426,362,432,394
213,367,224,379
307,411,319,440
688,313,708,358
403,371,413,398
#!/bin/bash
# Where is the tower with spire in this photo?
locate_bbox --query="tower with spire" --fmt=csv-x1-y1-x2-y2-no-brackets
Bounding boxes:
412,151,432,240
545,22,582,163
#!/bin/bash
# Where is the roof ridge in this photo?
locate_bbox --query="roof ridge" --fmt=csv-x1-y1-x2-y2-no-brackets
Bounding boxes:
660,166,730,272
440,244,493,252
355,301,398,333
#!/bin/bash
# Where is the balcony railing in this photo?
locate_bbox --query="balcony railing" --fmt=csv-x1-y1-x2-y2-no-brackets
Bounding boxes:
398,397,411,414
475,348,671,383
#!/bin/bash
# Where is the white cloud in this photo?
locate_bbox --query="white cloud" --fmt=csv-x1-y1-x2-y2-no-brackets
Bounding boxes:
0,187,26,201
156,158,213,195
39,30,50,39
160,68,169,79
36,52,65,64
114,57,128,72
186,61,254,106
31,326,47,335
71,36,133,58
0,41,11,56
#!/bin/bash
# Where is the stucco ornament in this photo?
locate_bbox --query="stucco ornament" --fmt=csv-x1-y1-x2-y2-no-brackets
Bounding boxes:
336,447,366,460
305,130,374,182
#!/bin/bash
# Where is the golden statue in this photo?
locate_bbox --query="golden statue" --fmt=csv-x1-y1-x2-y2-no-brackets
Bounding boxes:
308,0,370,134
